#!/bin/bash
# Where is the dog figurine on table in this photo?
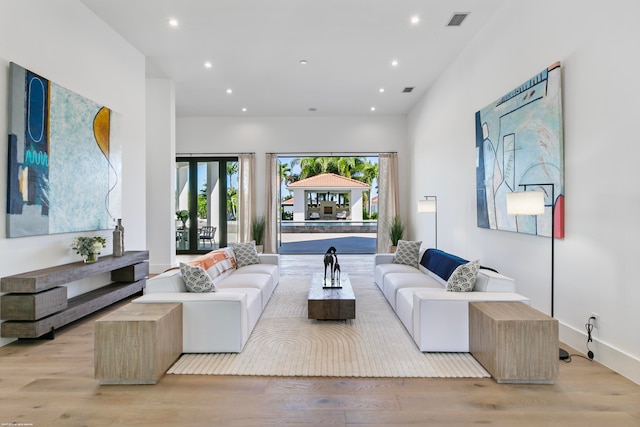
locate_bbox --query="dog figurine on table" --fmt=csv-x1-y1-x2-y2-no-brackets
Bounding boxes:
323,246,339,285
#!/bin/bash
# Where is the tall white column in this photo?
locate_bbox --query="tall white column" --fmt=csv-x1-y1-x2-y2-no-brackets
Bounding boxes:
351,189,364,221
146,78,176,273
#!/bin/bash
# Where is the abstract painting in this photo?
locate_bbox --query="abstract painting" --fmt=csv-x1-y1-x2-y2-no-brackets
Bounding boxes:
475,62,564,238
7,62,122,237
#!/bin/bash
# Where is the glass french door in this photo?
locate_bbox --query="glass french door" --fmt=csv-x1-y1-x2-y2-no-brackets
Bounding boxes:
175,157,238,254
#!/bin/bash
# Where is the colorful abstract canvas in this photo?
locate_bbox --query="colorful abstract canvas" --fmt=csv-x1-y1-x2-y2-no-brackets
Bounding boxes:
7,63,122,237
475,62,564,238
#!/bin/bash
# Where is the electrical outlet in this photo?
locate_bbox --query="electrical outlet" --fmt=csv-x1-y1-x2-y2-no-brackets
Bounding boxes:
590,312,599,328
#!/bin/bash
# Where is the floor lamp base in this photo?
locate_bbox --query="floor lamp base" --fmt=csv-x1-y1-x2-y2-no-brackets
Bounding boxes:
559,348,569,360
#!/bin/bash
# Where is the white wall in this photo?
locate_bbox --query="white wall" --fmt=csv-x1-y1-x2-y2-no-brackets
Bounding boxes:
176,115,409,219
0,0,146,346
408,0,640,383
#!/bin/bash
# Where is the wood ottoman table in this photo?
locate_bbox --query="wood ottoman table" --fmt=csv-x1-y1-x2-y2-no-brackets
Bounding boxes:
95,302,182,385
469,301,558,384
308,273,355,320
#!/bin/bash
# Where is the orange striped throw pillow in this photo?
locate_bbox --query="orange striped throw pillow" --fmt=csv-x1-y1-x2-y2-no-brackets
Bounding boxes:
187,248,237,286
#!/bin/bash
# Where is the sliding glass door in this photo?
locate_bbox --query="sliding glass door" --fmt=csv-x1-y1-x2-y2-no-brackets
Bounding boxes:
176,157,238,254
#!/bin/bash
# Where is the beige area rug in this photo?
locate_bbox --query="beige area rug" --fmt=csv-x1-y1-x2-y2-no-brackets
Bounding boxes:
168,275,490,378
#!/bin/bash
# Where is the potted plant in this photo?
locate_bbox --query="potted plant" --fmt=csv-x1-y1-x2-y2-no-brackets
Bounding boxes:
176,210,189,229
387,215,405,253
72,236,107,263
251,215,266,253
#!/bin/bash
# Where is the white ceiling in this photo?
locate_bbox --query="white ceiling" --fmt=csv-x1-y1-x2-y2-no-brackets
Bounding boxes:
81,0,505,117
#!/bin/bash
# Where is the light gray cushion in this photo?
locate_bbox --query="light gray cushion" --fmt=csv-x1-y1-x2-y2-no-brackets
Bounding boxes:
180,262,215,293
446,260,480,292
392,240,422,268
231,241,260,268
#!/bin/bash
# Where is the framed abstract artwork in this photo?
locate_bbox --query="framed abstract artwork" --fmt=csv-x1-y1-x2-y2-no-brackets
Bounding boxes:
475,62,564,238
7,62,122,238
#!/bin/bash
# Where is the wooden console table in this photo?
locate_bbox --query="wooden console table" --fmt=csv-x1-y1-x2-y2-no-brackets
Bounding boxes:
1,251,149,339
95,302,182,385
469,301,558,384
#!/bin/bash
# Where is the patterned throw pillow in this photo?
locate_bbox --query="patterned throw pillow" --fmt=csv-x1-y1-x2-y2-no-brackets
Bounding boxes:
180,262,215,293
446,260,480,292
188,248,236,286
392,240,422,268
231,241,260,268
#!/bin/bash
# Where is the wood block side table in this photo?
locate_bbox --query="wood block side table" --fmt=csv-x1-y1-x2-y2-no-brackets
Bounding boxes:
469,301,558,384
95,302,182,385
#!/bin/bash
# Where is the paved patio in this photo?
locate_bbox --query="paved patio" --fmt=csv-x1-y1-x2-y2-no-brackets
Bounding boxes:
279,232,376,254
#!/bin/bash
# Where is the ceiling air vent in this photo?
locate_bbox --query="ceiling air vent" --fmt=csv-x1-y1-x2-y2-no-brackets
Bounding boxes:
402,87,415,93
447,12,469,27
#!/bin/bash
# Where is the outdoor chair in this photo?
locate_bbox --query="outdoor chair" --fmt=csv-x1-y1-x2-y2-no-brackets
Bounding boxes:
199,226,216,248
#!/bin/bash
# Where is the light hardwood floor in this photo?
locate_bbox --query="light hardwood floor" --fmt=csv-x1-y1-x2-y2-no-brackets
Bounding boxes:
0,255,638,426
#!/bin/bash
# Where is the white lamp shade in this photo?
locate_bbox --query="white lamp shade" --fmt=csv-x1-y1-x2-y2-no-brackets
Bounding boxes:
418,199,437,213
506,191,545,215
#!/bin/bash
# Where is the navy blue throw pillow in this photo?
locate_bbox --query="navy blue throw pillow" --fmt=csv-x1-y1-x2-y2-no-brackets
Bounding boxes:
420,249,469,281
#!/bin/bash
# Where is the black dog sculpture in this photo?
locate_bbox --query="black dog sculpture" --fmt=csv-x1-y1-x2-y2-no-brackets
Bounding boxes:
323,246,341,286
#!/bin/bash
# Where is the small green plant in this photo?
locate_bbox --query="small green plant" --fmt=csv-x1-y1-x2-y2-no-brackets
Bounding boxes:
387,216,405,246
176,210,189,229
251,215,266,245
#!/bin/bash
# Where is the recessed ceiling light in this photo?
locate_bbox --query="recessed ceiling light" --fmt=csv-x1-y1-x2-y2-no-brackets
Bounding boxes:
299,59,308,65
242,108,247,112
391,59,399,67
168,18,179,27
226,88,233,94
204,62,212,69
370,107,376,112
410,15,421,25
379,88,385,93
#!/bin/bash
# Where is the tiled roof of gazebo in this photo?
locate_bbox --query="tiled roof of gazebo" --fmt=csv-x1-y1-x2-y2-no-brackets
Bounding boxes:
286,173,370,189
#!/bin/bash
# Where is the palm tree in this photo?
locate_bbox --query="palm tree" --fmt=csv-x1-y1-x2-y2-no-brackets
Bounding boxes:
227,161,238,191
227,188,238,220
360,161,378,216
225,161,239,220
197,183,208,219
292,157,332,179
279,162,292,183
335,157,356,178
291,156,369,181
279,161,293,198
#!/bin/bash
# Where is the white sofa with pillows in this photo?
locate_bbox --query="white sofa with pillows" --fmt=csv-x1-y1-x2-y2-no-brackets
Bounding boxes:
375,242,530,352
133,243,279,353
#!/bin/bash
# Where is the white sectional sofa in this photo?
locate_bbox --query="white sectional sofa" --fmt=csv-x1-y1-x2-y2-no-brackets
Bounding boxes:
133,250,279,353
375,248,530,352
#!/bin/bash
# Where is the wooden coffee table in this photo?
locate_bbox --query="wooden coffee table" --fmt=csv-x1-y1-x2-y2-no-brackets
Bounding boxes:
308,273,355,320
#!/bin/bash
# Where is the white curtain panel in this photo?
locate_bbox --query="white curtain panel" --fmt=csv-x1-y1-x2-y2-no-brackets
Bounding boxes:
376,153,400,253
238,153,255,243
264,153,278,254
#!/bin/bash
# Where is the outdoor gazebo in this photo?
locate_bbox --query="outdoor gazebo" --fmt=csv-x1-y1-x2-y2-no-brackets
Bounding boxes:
285,173,370,221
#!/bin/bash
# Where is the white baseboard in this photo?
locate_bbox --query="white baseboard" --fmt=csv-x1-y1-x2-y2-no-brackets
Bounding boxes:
560,322,640,385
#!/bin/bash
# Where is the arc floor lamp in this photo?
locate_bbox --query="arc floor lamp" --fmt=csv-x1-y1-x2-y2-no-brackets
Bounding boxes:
506,183,569,361
418,196,438,249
